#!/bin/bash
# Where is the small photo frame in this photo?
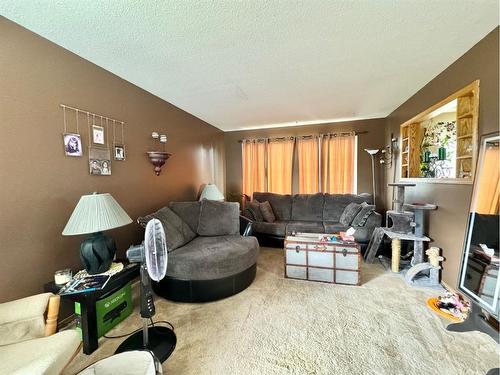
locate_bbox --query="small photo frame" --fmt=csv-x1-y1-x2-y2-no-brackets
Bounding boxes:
89,147,111,176
63,133,83,157
92,125,105,145
114,145,126,161
89,159,111,175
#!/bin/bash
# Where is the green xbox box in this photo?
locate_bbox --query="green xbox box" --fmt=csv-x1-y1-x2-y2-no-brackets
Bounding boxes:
75,281,133,338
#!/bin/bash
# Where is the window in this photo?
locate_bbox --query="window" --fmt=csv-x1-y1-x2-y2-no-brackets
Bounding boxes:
321,134,356,194
242,140,266,199
242,133,356,196
267,138,295,194
297,137,320,193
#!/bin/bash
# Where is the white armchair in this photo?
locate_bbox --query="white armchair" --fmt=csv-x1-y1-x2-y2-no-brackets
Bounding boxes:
0,292,81,375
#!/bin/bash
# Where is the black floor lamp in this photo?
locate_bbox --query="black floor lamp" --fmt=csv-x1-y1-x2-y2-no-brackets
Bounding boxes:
364,149,379,207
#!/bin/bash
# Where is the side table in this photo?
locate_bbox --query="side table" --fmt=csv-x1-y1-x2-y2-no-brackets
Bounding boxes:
44,263,140,355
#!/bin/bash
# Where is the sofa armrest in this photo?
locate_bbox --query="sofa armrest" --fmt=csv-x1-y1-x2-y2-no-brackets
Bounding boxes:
239,215,253,236
364,211,382,228
0,293,59,346
352,212,382,243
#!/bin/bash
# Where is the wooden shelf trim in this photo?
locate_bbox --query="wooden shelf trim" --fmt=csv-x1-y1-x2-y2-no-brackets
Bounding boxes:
457,112,473,119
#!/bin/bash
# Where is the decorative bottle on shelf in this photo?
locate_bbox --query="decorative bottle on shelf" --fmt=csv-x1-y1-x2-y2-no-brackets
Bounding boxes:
438,147,446,161
423,150,431,163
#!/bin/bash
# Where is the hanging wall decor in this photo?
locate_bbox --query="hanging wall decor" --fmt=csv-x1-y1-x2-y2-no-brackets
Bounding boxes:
147,131,171,176
92,125,105,145
114,145,125,161
88,114,111,175
62,105,83,157
91,115,106,145
60,104,126,175
89,147,112,175
113,120,126,161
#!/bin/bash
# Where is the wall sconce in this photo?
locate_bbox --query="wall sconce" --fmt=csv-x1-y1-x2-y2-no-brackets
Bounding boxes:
379,134,398,169
147,131,171,176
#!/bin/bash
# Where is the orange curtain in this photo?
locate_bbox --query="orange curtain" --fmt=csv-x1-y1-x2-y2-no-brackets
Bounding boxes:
267,138,295,194
242,140,266,199
297,137,319,193
475,145,499,214
321,135,355,194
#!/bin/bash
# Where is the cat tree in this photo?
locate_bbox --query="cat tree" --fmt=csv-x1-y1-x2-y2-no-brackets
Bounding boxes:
364,183,440,287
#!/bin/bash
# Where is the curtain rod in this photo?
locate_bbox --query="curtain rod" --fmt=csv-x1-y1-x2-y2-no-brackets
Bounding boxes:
60,104,125,125
238,131,367,143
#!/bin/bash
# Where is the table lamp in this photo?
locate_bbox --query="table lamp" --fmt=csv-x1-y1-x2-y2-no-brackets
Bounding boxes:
62,193,132,274
199,184,224,201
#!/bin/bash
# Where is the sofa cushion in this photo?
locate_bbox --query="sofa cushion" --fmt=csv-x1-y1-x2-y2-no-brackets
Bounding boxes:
352,202,376,226
352,227,373,243
259,201,276,223
323,221,348,234
166,235,259,280
286,221,324,235
138,207,196,252
79,350,157,375
169,201,201,233
0,329,81,375
241,208,256,221
197,200,239,236
340,202,363,226
247,201,264,222
323,193,372,222
324,213,381,243
291,194,324,221
253,192,292,220
252,221,287,237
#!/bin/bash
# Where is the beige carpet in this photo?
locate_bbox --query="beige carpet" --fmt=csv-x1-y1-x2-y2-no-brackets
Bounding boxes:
65,248,499,375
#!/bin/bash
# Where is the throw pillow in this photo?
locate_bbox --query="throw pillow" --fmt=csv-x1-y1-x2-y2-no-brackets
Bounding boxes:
197,200,239,236
259,201,276,223
241,208,255,221
339,202,362,226
247,201,264,222
138,207,196,252
351,202,376,226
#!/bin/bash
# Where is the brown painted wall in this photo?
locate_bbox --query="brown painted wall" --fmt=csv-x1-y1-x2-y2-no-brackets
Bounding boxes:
224,118,387,208
0,18,224,302
384,27,499,288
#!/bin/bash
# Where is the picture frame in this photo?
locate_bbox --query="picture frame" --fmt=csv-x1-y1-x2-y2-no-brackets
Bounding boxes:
92,125,105,145
89,159,111,175
63,133,83,157
114,145,126,161
89,147,111,176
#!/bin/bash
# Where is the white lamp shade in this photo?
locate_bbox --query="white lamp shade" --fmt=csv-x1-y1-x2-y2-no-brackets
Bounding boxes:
62,193,132,235
365,148,380,155
199,184,224,201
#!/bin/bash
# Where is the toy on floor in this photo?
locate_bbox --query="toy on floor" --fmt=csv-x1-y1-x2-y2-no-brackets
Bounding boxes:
404,246,443,287
427,292,470,322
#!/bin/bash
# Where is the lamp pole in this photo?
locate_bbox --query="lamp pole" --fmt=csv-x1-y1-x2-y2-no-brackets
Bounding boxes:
364,149,379,207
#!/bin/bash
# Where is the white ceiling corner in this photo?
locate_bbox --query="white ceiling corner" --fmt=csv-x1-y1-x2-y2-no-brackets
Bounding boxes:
1,1,498,131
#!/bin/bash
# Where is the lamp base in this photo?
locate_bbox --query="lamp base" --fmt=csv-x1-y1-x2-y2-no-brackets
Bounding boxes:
80,232,116,274
115,326,176,363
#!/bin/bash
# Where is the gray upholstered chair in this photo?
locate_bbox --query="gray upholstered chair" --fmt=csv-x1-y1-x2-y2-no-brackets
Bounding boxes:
138,200,260,303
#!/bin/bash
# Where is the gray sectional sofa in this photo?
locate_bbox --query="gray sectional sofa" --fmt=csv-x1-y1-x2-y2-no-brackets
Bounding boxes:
243,192,382,244
139,200,259,302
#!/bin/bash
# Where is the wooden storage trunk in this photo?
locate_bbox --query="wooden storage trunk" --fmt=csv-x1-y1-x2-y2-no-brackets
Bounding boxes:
284,233,361,285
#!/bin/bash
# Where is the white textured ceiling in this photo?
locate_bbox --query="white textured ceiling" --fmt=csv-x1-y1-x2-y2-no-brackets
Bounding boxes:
1,1,498,131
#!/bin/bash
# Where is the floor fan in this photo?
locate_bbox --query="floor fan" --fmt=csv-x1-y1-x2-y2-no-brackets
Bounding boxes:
115,218,177,362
